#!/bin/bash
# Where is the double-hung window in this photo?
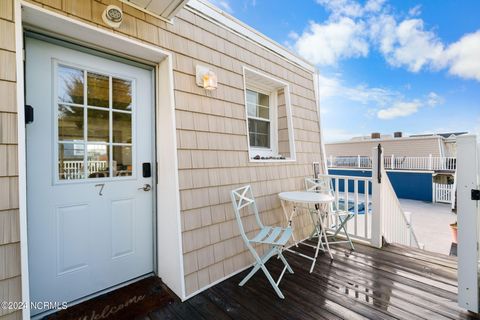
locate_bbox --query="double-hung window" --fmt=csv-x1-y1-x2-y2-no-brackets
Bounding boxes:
247,89,272,150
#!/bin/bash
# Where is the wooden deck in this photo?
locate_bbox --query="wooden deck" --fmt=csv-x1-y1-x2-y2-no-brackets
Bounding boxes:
151,242,477,320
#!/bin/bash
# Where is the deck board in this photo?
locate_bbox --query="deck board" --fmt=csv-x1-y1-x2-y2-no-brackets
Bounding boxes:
152,243,477,320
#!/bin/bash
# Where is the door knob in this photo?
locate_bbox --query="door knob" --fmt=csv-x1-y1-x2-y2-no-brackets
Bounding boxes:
138,184,151,192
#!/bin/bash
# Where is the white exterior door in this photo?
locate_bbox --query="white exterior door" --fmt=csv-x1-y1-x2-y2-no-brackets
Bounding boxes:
25,37,154,313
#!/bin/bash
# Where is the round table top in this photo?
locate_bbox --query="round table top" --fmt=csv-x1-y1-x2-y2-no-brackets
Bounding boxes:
278,191,334,204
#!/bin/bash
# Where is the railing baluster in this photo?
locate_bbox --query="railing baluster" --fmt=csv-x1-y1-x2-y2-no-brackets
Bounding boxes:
354,179,358,237
365,180,369,238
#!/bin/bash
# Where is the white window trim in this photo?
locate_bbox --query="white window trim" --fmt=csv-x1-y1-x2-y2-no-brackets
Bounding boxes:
242,66,296,162
246,85,277,156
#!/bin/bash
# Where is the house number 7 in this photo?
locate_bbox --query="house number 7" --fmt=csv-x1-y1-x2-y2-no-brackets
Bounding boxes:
95,183,105,196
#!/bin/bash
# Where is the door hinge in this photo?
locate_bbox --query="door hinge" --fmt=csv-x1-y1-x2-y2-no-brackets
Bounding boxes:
471,189,480,201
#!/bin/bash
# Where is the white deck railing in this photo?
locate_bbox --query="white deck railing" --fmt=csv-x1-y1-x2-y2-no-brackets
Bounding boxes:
380,172,420,248
317,171,420,248
61,160,108,179
328,155,456,171
317,174,373,242
433,183,454,204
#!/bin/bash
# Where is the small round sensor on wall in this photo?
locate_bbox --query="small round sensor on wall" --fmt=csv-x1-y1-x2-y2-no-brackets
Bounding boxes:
102,5,123,28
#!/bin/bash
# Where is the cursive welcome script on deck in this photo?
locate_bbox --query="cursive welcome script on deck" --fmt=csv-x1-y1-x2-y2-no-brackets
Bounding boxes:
74,294,147,320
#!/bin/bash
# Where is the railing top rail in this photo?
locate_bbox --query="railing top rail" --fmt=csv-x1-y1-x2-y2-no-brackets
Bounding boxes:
318,173,372,181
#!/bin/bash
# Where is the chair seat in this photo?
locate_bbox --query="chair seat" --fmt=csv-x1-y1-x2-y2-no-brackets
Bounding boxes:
250,226,292,246
334,210,355,217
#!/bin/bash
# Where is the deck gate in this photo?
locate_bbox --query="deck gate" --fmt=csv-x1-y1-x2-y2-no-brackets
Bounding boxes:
456,135,479,313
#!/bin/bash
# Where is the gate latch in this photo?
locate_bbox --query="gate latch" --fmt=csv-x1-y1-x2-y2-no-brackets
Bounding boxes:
471,189,480,201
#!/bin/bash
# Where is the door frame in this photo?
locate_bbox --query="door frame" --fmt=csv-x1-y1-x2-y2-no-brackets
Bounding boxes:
15,2,186,318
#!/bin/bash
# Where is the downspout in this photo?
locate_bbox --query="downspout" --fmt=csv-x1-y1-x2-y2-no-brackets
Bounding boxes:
314,68,328,175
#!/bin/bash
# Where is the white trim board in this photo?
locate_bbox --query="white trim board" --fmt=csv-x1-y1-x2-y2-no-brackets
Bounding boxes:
186,0,315,73
14,1,30,318
17,3,186,316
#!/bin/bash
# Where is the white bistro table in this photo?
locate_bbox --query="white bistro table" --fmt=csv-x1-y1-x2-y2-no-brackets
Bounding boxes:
278,191,334,273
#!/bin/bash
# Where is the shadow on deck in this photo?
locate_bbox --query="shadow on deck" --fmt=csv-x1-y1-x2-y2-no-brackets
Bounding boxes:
153,242,476,320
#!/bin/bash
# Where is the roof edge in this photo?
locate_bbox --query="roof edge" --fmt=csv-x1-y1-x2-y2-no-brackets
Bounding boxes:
326,135,444,145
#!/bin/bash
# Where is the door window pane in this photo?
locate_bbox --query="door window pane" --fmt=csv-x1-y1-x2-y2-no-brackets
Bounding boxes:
112,112,132,143
113,146,132,176
58,143,85,180
55,65,136,181
58,65,84,104
87,108,109,142
87,144,109,178
87,72,109,108
112,78,132,110
58,105,84,141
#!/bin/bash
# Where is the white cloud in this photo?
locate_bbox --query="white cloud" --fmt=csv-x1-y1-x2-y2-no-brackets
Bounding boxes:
442,30,480,81
408,5,422,17
317,74,444,120
317,74,342,100
295,18,368,65
380,19,445,72
207,0,233,13
323,127,362,142
426,92,443,107
316,0,363,18
317,0,384,18
317,74,399,106
288,31,299,40
291,0,480,82
377,100,422,119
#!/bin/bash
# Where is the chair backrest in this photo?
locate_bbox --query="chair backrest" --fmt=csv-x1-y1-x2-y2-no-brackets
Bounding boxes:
230,185,264,242
305,177,333,195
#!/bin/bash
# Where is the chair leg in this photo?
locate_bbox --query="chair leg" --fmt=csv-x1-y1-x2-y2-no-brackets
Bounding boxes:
277,248,294,274
260,265,285,299
239,262,261,287
239,246,277,286
341,218,355,250
318,215,333,260
334,215,355,251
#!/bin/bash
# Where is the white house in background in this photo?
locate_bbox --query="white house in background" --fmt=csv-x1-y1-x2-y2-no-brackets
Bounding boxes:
326,131,468,158
325,132,467,205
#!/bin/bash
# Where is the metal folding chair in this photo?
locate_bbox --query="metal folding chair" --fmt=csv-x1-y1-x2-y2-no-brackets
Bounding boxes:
305,177,355,252
230,185,294,299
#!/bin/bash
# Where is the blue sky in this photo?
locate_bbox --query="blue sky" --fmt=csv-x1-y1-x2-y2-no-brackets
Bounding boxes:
208,0,480,142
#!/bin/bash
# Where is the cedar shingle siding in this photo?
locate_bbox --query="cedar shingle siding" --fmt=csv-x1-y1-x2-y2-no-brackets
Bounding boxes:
1,0,323,305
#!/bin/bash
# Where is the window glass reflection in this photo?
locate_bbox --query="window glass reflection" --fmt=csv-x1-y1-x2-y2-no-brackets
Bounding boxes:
58,105,84,141
87,72,109,108
58,143,85,180
112,78,132,110
87,144,109,178
58,65,84,104
113,146,132,176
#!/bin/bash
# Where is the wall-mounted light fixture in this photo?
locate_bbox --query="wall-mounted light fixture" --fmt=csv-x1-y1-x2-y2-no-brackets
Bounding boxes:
102,5,123,28
196,65,218,91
